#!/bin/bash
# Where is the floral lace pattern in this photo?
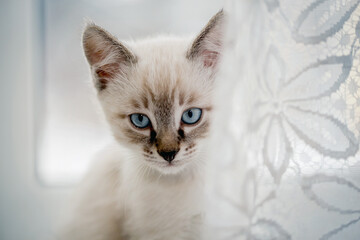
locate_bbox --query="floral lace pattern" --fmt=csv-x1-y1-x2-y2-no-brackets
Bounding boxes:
208,0,360,239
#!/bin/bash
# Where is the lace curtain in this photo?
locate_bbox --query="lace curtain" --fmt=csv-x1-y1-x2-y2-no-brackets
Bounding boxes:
207,0,360,239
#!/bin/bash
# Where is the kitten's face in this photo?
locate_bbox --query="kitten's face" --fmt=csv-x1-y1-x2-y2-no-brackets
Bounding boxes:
104,45,214,174
83,11,224,174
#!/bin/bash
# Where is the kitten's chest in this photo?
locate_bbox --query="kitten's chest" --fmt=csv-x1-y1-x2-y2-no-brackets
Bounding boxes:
121,178,204,240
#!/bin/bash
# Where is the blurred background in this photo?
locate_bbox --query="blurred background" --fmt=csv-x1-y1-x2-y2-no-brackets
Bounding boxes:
4,0,360,239
0,0,224,239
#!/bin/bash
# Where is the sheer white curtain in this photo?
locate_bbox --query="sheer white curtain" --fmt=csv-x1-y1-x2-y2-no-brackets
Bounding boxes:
207,0,360,239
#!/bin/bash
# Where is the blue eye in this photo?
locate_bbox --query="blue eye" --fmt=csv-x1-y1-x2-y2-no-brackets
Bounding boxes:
130,114,150,128
181,108,202,125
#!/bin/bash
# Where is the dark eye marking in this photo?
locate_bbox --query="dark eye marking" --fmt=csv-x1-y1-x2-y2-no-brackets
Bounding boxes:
178,128,185,139
150,130,157,143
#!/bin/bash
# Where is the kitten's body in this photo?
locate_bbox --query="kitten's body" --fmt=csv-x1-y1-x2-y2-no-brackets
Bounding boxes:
60,11,224,240
62,143,204,240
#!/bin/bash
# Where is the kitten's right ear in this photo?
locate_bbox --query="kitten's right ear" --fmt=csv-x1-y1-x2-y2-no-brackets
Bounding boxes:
82,23,137,91
187,10,225,70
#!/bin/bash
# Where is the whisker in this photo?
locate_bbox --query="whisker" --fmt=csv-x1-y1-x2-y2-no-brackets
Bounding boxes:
185,144,196,152
183,149,197,156
143,153,156,159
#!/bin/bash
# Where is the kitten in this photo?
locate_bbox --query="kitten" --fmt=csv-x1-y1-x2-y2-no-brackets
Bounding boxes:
60,10,225,240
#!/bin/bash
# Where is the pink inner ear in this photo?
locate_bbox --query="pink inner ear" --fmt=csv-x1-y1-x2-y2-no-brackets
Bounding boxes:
94,63,121,91
202,50,219,68
89,49,105,65
95,63,120,78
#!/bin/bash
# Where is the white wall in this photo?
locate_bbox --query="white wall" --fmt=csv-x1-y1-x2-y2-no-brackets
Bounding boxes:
0,1,70,239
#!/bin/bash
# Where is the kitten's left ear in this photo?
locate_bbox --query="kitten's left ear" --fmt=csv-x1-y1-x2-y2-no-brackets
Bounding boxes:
187,10,226,69
82,23,137,91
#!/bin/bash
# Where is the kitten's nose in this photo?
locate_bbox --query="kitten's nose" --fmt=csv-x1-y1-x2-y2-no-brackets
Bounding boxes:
158,150,179,163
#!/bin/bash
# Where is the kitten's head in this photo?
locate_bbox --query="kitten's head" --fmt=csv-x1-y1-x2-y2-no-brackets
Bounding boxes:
82,11,225,175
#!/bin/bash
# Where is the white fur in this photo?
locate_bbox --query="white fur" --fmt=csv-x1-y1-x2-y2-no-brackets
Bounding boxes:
59,143,206,240
60,11,224,240
59,36,212,240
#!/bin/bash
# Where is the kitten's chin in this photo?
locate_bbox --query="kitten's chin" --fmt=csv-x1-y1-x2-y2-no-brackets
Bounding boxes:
144,159,191,175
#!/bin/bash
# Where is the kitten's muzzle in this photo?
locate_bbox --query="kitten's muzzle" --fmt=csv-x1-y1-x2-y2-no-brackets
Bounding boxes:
157,150,179,163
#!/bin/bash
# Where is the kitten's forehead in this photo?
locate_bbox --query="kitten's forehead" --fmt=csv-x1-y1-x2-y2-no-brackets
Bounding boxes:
128,37,211,100
136,63,205,116
132,37,191,84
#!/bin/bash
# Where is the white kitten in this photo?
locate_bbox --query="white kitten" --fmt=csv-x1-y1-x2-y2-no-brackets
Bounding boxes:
60,10,225,240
